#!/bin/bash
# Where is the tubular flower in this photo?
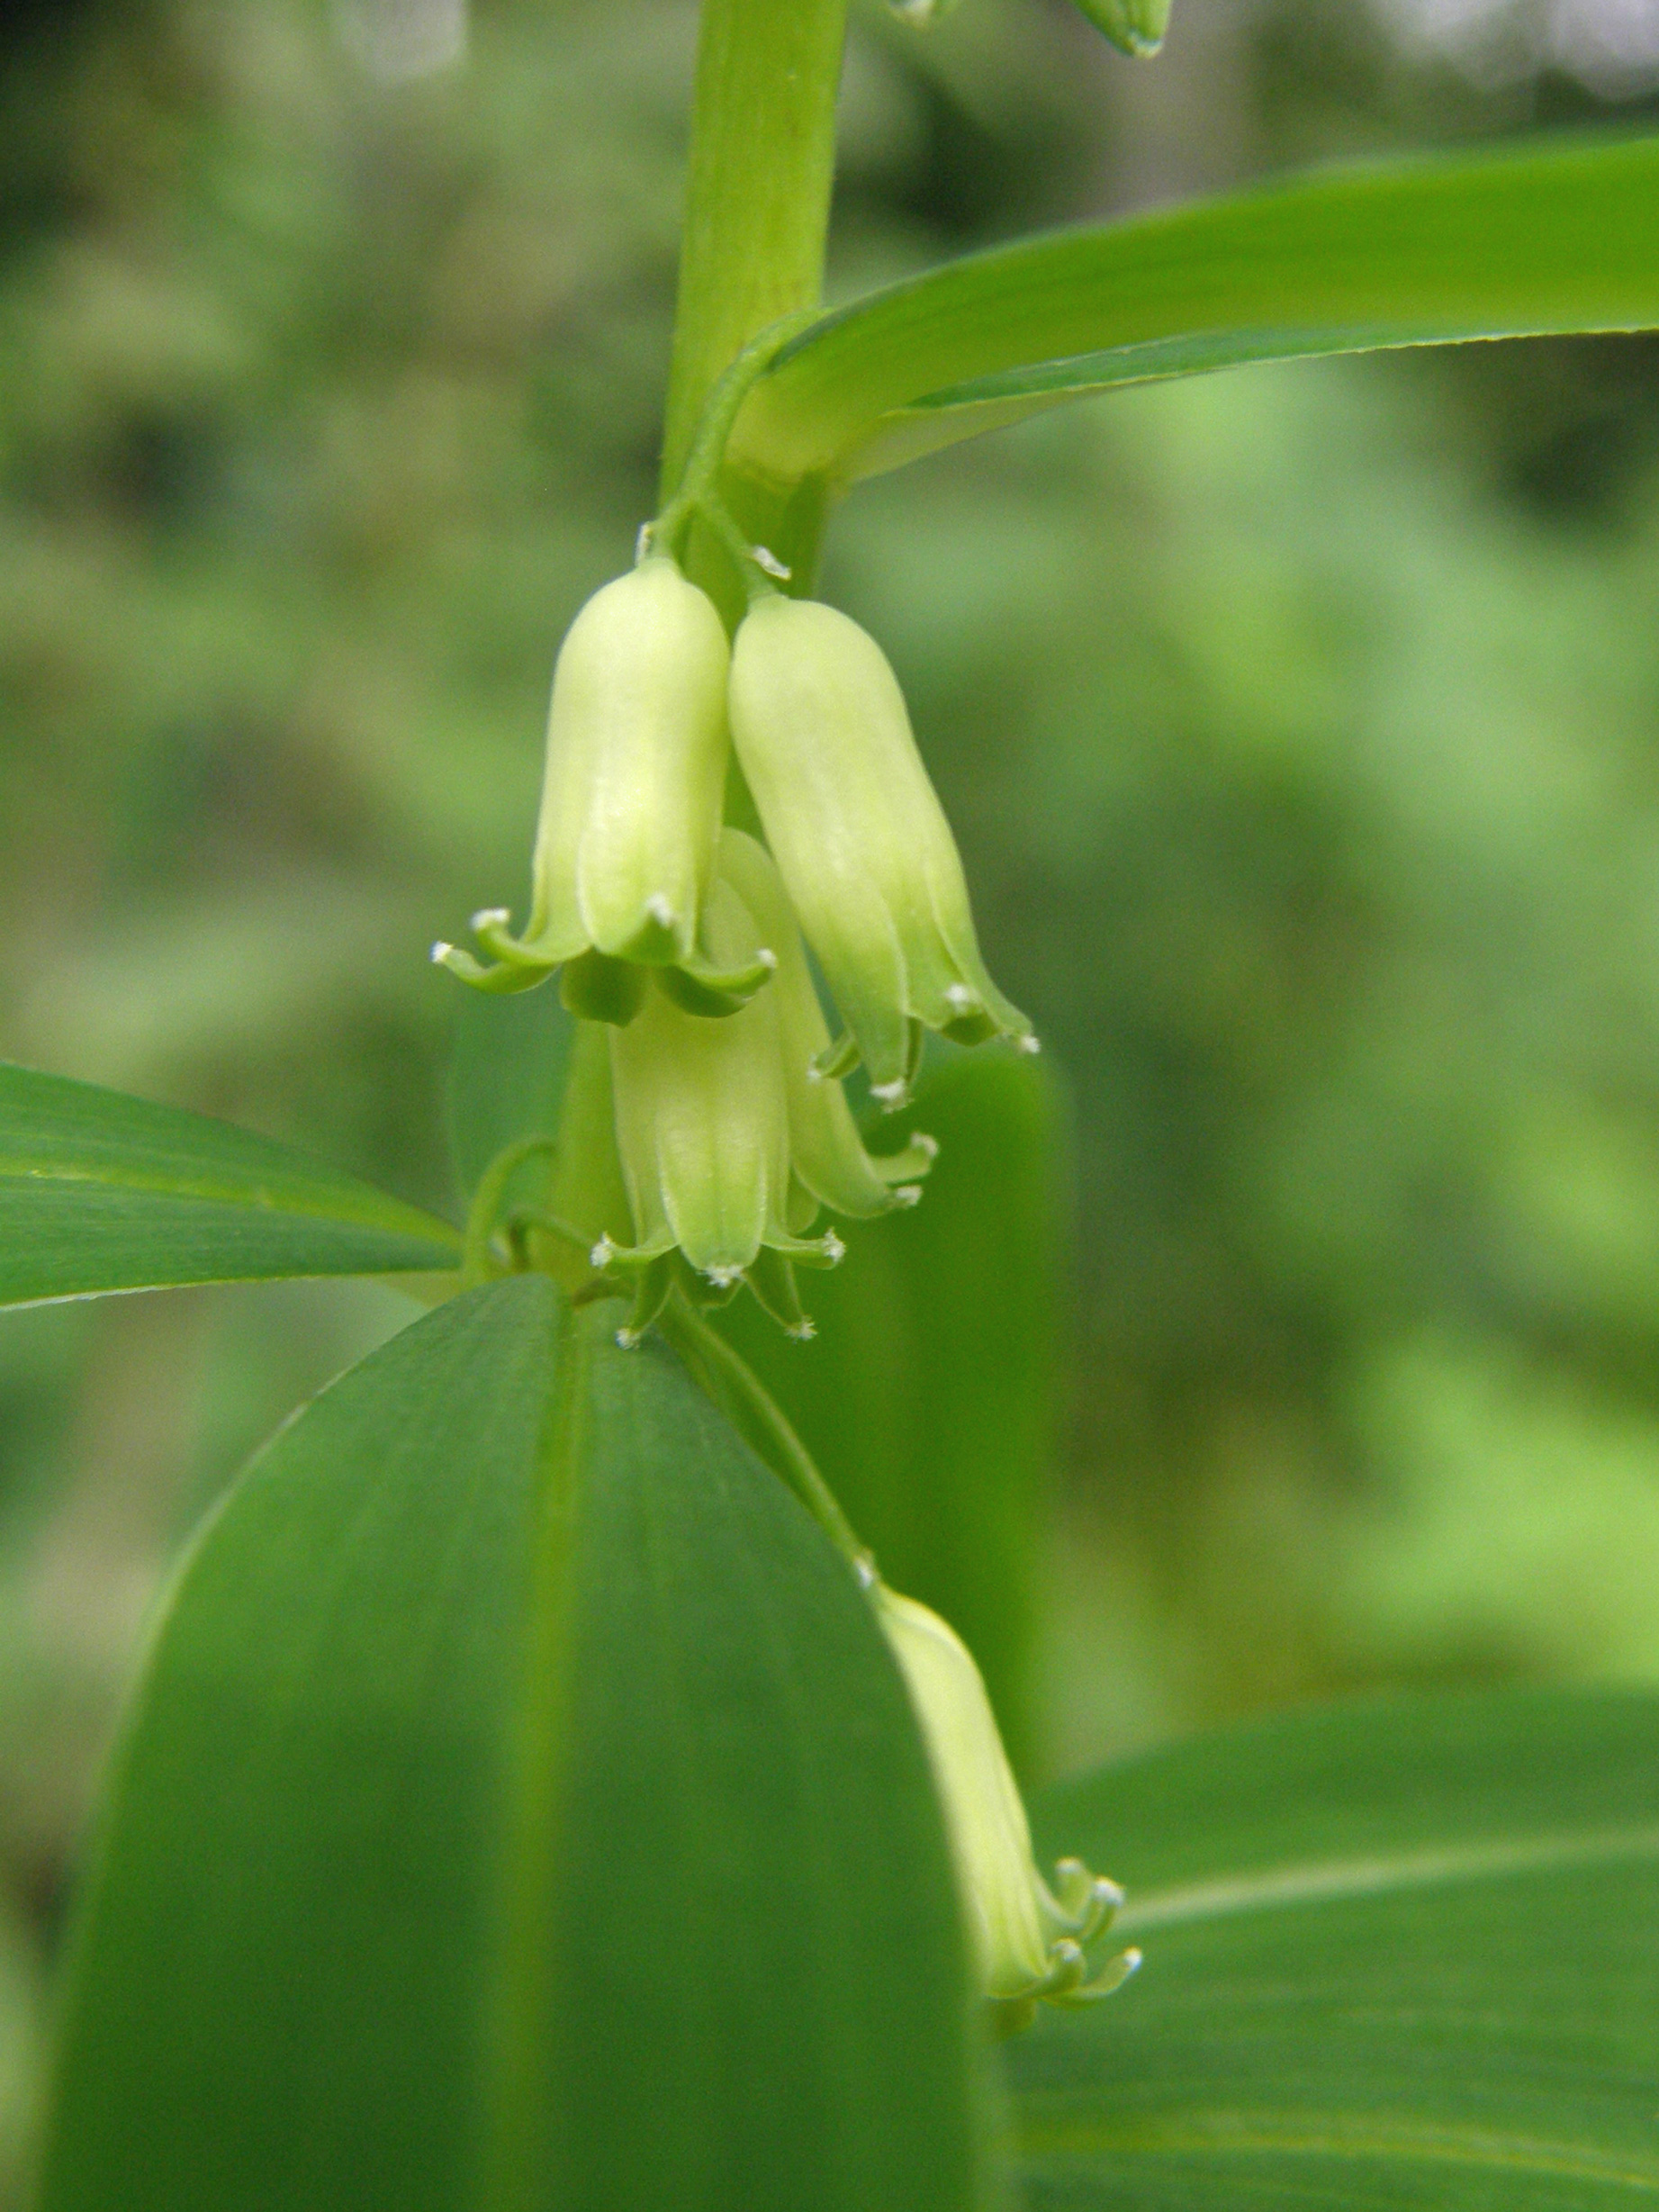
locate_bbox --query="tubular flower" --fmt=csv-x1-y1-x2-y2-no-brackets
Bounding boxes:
716,830,937,1221
872,1583,1139,2030
727,594,1035,1109
600,862,845,1341
433,556,771,1016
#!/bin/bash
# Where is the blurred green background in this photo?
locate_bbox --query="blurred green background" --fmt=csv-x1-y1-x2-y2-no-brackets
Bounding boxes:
5,0,1659,2188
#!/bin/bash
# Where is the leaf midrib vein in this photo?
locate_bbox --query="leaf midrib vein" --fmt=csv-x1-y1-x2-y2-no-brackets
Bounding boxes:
1019,2108,1659,2189
1114,1823,1659,1937
0,1156,455,1239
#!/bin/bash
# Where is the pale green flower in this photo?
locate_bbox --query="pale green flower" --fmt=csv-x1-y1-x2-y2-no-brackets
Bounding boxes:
873,1583,1139,2027
717,830,937,1221
434,556,769,1014
602,866,837,1328
727,595,1034,1108
597,832,939,1338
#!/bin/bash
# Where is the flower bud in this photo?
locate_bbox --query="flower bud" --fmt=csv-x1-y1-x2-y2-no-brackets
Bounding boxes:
872,1583,1139,2026
602,864,841,1332
1070,0,1170,55
716,830,937,1219
727,596,1033,1107
435,556,731,991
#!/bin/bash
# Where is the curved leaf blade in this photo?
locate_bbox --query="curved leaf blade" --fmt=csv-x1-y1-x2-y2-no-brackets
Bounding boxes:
36,1279,993,2212
1009,1688,1659,2207
732,131,1659,486
0,1061,459,1305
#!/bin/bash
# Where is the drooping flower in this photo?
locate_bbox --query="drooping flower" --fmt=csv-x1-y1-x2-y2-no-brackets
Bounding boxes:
872,1582,1139,2029
433,555,770,1015
727,595,1035,1108
600,853,843,1338
717,829,937,1220
597,832,939,1339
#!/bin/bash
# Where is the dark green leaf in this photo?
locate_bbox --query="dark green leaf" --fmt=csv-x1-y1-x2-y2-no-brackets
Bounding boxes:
731,132,1659,486
1011,1687,1659,2207
721,1052,1066,1773
446,985,574,1202
0,1061,458,1308
36,1279,994,2212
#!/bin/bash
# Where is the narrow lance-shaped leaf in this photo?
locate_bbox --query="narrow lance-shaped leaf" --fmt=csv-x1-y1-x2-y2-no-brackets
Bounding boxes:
36,1279,996,2212
0,1061,459,1308
1009,1686,1659,2209
728,132,1659,487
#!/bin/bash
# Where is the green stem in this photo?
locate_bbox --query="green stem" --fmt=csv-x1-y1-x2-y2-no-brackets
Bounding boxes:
550,1,850,1273
660,0,850,499
463,1135,560,1287
651,311,818,556
658,1296,874,1576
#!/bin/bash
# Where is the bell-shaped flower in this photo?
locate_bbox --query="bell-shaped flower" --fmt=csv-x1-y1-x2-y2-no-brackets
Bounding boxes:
716,830,937,1220
872,1583,1139,2028
727,595,1034,1107
434,556,770,1013
600,862,843,1339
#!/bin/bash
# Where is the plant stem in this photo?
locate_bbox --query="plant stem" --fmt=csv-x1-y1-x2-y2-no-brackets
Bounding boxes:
661,0,850,499
552,3,853,1335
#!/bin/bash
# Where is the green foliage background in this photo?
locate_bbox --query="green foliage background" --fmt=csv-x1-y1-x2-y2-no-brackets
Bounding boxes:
5,0,1659,2193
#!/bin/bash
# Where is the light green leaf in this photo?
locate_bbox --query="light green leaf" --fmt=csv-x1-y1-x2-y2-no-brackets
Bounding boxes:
0,1061,460,1307
730,132,1659,487
1009,1687,1659,2207
720,1052,1066,1774
35,1278,994,2212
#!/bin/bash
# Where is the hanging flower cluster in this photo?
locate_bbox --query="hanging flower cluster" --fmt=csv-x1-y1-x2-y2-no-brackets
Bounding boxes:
436,548,1031,1340
437,536,1139,2028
